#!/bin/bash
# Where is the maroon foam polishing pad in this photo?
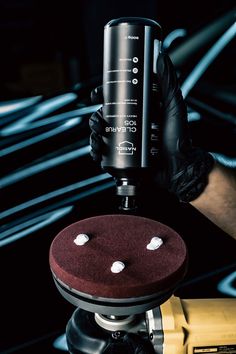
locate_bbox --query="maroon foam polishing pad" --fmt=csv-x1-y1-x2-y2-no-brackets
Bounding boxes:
49,215,187,299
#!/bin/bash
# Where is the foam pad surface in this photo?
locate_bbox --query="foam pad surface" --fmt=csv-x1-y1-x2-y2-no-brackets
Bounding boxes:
50,215,187,298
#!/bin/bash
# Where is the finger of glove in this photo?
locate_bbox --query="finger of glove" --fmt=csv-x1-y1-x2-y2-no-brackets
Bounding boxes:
89,107,104,135
91,85,104,104
90,132,103,162
156,53,191,155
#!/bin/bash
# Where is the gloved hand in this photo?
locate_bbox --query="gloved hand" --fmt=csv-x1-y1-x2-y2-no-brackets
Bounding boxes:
89,53,214,202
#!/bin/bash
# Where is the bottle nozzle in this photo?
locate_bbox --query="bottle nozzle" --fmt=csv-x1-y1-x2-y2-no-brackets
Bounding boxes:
119,196,137,211
116,178,138,212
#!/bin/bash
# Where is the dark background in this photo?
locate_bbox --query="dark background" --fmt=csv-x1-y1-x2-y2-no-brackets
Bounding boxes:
0,1,236,353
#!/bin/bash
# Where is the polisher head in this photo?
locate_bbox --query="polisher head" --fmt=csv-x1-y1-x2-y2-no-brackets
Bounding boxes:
49,214,187,315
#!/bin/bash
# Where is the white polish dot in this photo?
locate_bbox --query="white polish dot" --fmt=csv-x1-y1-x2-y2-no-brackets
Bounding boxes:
111,261,125,273
74,234,89,246
146,236,163,250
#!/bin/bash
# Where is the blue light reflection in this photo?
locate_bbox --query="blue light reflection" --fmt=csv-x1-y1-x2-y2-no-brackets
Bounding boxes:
0,145,90,188
53,333,68,352
163,28,187,49
0,118,81,157
218,271,236,297
0,96,42,117
181,22,236,98
1,93,78,136
0,173,111,219
0,206,73,247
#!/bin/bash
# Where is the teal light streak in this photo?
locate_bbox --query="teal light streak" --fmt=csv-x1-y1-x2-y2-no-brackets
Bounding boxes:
1,93,78,136
0,181,114,246
163,28,187,49
0,173,111,219
0,118,81,157
211,153,236,168
0,96,42,117
0,145,90,188
187,111,201,121
217,271,236,297
181,22,236,98
9,104,101,130
53,334,68,352
0,206,73,247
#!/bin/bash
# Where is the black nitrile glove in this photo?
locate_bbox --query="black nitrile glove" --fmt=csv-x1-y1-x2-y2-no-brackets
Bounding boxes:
89,53,214,203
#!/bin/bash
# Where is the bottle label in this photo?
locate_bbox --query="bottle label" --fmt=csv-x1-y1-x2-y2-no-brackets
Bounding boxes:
103,24,160,169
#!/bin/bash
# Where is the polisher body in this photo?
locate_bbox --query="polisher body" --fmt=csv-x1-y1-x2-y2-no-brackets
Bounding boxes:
65,295,236,354
154,296,236,353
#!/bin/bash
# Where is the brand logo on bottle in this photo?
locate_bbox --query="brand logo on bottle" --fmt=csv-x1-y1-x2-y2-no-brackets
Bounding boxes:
116,141,136,155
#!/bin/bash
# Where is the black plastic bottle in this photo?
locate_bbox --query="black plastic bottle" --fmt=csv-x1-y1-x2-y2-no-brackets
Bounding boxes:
102,17,162,210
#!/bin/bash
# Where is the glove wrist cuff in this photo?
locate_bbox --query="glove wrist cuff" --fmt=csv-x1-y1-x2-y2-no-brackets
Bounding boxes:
170,150,215,203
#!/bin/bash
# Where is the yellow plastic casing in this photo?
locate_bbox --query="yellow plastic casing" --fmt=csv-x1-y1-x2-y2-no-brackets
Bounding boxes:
160,296,236,354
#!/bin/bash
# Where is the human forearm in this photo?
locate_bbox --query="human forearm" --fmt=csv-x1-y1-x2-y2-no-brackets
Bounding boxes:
191,162,236,239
